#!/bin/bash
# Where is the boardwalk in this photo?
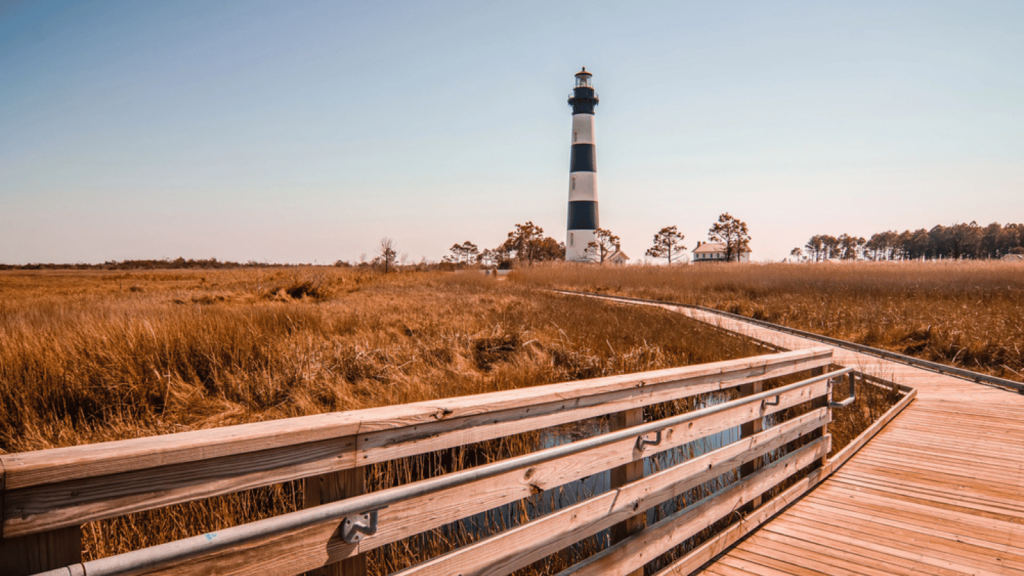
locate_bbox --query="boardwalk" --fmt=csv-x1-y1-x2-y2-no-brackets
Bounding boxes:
655,304,1024,576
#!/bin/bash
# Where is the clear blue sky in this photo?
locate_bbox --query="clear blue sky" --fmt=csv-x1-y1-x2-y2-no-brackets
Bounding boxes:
2,0,1022,264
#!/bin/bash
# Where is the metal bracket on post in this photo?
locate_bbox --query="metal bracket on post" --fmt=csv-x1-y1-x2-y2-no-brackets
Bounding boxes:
635,430,662,452
761,395,780,409
830,372,857,408
341,507,386,544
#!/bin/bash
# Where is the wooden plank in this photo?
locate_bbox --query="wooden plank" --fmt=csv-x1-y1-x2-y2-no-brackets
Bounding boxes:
556,437,831,576
810,485,1024,548
721,550,829,576
4,436,356,539
779,507,1017,574
1,348,829,491
738,532,898,576
797,498,1024,563
828,475,1024,526
759,521,969,576
304,469,366,576
609,408,645,576
392,413,829,576
738,380,763,511
0,525,81,576
2,351,832,538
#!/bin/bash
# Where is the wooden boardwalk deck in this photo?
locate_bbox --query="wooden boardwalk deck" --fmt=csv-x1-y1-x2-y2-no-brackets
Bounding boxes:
671,306,1024,576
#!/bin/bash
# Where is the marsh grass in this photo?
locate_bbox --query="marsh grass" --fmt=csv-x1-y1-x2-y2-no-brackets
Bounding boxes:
516,260,1024,384
0,268,772,570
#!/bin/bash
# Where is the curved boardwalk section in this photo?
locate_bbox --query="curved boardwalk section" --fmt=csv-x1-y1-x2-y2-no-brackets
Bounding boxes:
671,306,1024,576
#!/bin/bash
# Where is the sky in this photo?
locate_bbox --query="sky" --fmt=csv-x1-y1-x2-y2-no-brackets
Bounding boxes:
2,0,1022,264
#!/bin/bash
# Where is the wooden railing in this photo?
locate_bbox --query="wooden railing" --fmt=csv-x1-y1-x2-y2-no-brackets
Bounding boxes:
0,347,893,576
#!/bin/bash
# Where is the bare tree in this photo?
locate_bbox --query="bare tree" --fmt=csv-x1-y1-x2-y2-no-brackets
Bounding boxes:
586,228,620,263
378,237,397,273
708,213,751,262
645,226,686,264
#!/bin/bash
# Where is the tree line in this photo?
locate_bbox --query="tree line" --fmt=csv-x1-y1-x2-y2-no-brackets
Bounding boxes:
442,221,565,268
442,212,753,267
795,221,1024,262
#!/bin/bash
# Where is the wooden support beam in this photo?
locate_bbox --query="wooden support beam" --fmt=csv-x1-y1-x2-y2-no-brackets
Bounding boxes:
739,380,764,511
808,366,829,469
304,469,366,576
0,525,81,576
610,408,645,576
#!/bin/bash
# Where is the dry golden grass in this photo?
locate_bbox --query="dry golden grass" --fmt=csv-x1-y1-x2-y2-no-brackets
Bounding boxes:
0,267,775,570
516,260,1024,383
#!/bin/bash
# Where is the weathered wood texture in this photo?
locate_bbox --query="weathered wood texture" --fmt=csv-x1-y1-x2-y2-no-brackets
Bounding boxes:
0,525,80,576
737,381,763,512
574,295,1024,576
556,437,831,576
303,468,365,576
1,348,831,539
392,411,829,576
609,408,646,576
18,368,833,576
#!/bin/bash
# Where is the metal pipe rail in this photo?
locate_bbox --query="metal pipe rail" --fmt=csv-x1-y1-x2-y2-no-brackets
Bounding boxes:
35,368,847,576
554,289,1024,394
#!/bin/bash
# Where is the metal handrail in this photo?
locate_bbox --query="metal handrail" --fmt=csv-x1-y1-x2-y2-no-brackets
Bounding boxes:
829,372,857,408
554,290,1024,395
39,367,846,576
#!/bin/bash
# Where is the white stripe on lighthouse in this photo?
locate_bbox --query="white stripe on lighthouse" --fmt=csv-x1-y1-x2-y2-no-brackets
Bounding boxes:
568,171,598,202
572,114,596,144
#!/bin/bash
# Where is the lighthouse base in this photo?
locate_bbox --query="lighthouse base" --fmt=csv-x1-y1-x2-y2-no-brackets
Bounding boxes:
565,229,598,262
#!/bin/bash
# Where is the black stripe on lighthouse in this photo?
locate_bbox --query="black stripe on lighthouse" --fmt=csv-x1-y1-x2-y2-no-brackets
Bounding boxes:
567,200,599,230
569,144,596,173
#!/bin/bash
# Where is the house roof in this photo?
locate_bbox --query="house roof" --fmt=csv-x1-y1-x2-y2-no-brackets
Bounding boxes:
693,243,727,254
1003,254,1024,261
608,250,629,261
693,242,751,254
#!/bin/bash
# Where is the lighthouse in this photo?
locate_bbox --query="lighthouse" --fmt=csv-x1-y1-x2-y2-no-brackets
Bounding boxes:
565,67,600,262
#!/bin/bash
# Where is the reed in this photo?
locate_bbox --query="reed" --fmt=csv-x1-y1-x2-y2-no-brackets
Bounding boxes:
515,260,1024,383
0,266,905,573
0,268,766,570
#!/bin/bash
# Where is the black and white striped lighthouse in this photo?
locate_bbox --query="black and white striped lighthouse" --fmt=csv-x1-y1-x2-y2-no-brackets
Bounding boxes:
565,67,600,262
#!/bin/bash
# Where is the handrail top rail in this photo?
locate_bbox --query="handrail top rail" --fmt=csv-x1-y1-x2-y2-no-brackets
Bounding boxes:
1,347,832,491
35,368,842,576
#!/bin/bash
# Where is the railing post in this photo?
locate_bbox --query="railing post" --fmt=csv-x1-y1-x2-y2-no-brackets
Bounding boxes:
739,380,764,511
610,408,645,576
0,528,82,576
809,366,830,470
304,468,366,576
1,461,84,576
